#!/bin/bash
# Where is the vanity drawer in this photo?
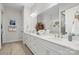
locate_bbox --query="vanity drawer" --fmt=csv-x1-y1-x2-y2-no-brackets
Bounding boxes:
34,37,75,55
25,34,76,55
46,48,61,55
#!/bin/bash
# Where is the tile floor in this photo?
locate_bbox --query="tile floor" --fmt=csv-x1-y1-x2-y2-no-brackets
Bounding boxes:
0,41,33,55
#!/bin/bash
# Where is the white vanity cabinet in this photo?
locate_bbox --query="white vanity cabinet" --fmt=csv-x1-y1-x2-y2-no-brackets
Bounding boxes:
26,34,47,55
23,33,79,55
31,37,60,55
36,38,75,55
34,37,75,55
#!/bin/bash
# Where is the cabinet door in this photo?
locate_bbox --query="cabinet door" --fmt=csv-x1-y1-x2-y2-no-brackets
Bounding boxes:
46,48,61,55
24,34,76,55
35,38,75,55
30,37,47,55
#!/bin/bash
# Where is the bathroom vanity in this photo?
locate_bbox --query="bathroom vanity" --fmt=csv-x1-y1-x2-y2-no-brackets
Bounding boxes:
22,4,79,55
23,32,79,55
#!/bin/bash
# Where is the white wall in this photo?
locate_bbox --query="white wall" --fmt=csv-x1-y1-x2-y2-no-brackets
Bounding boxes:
0,4,2,49
0,3,3,48
3,6,23,43
24,6,37,33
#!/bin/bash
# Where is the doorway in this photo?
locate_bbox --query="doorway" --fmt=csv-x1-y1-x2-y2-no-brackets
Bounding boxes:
1,11,3,45
1,24,3,45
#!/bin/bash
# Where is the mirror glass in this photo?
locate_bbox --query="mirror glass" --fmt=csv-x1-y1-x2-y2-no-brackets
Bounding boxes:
37,5,59,35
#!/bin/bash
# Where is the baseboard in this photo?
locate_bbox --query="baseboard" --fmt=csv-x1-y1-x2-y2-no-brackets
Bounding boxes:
3,39,22,44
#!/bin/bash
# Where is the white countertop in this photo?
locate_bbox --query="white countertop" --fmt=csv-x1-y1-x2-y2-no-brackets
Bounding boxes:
25,32,79,50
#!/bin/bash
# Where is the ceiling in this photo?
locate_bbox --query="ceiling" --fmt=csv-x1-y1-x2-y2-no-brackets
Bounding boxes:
2,3,58,13
3,3,34,8
2,3,34,12
2,3,79,16
30,3,58,14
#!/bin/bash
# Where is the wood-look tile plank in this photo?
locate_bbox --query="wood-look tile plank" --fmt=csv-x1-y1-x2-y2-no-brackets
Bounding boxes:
0,41,33,55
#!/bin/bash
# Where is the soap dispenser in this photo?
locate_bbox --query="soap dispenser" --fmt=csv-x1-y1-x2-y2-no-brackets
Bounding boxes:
68,32,72,41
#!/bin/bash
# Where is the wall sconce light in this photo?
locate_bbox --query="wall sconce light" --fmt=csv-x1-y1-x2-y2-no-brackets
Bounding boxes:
30,13,37,17
75,11,79,20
